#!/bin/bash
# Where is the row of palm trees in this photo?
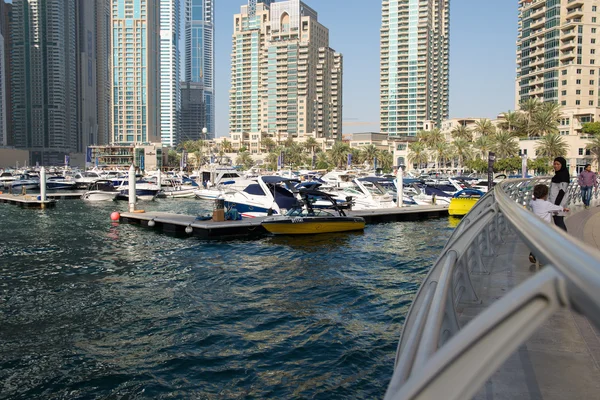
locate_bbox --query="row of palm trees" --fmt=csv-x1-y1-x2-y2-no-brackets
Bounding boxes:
408,100,575,172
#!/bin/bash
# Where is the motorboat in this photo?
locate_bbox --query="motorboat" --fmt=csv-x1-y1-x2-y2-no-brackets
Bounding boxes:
115,179,160,201
156,178,198,199
448,189,485,217
323,177,396,210
46,176,78,191
261,189,365,235
81,180,119,202
221,176,299,218
194,166,254,200
9,174,39,191
0,171,16,189
73,171,103,189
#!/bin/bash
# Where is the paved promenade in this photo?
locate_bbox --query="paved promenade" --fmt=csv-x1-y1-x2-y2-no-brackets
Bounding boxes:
462,207,600,400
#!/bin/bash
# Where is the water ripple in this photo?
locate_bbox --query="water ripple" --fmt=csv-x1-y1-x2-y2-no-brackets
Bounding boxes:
0,199,452,399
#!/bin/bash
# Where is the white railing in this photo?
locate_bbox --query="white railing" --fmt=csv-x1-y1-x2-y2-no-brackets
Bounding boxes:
384,178,600,400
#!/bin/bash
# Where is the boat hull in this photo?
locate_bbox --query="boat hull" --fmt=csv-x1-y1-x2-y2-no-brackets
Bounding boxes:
448,197,479,216
262,216,365,235
81,191,119,202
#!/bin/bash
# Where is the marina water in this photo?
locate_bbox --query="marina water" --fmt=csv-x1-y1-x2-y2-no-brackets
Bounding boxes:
0,199,454,399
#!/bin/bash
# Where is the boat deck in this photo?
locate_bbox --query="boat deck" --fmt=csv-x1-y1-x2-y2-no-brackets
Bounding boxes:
119,204,449,239
465,207,600,400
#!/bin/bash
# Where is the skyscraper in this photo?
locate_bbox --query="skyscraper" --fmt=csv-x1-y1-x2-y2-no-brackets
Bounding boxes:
11,0,78,165
76,0,99,152
96,0,111,146
229,0,343,153
159,0,180,147
111,0,160,145
380,0,449,138
181,0,214,141
516,0,600,172
0,0,7,147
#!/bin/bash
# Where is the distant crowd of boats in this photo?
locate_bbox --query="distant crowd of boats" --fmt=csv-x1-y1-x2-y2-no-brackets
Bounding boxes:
0,165,504,216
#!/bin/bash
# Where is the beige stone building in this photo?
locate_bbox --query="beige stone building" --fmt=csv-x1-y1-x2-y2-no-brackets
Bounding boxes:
517,0,600,172
229,0,342,154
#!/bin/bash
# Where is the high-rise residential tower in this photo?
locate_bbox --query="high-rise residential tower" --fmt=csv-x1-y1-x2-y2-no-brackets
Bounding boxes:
181,0,214,141
11,0,78,165
0,0,7,147
516,0,600,172
380,0,449,138
96,0,111,146
159,0,180,147
229,0,343,153
111,0,160,145
76,0,99,152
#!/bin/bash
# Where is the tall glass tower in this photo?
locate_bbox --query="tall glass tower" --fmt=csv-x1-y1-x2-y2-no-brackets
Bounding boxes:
160,0,180,147
182,0,214,139
11,0,78,165
380,0,449,138
111,0,160,145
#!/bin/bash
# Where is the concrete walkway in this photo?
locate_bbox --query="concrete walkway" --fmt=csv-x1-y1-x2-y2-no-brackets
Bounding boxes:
463,207,600,400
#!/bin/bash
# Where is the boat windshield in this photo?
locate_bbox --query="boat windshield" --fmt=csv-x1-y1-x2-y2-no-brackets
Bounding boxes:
360,181,387,195
286,208,334,217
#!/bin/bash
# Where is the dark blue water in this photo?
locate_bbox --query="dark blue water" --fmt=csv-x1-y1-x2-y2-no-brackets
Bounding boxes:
0,199,454,399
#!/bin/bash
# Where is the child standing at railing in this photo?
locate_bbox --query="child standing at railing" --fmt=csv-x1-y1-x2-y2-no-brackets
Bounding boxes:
528,184,570,264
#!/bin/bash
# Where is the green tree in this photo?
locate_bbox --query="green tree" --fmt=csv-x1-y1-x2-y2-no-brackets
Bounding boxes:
407,142,428,169
473,119,496,137
582,122,600,136
361,144,379,166
167,149,181,168
535,132,568,160
473,135,493,159
262,137,277,153
528,157,552,175
265,152,279,171
585,134,600,168
528,102,560,137
377,150,394,172
452,139,473,171
465,158,488,173
494,156,522,173
315,152,331,170
451,125,473,141
329,141,351,169
498,110,526,137
235,151,255,170
433,141,451,170
491,130,519,159
221,139,233,153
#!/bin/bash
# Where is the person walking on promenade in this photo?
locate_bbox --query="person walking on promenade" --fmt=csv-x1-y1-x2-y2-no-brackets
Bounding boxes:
528,184,570,264
578,164,598,209
548,156,570,232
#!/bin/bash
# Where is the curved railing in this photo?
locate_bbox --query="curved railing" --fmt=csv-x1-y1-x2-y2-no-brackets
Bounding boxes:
384,178,600,400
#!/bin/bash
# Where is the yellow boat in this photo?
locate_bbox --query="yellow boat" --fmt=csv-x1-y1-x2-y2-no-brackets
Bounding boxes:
448,189,484,217
261,189,365,235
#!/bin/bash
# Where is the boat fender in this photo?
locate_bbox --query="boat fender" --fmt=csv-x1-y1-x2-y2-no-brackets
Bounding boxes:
133,209,145,213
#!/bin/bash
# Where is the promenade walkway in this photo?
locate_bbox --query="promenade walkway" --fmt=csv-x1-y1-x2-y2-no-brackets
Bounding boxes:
464,207,600,400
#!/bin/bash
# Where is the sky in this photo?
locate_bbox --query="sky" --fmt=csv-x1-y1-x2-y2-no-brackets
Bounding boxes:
212,0,519,138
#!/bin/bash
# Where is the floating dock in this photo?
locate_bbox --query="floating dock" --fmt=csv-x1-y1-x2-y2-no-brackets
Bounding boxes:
46,192,85,200
0,193,57,209
118,204,449,239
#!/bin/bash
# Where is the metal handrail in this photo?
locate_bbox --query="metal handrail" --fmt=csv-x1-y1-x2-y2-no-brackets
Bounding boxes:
384,177,600,400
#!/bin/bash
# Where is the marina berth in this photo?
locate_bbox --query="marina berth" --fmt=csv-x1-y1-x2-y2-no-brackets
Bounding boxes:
81,180,120,202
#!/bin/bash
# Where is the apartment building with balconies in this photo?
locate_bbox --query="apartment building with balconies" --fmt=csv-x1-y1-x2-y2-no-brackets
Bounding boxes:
229,0,343,154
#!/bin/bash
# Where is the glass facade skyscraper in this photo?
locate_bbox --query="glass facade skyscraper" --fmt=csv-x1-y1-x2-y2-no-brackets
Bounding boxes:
380,0,449,138
111,0,160,145
11,0,78,164
182,0,214,140
159,0,180,147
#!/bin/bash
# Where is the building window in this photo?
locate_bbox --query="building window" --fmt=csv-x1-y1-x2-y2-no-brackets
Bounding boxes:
562,69,567,75
594,6,598,11
579,148,584,155
592,70,596,75
576,100,581,105
577,69,582,74
593,49,597,55
561,100,567,105
562,90,567,95
591,90,595,95
594,17,598,23
577,79,582,84
593,60,597,65
577,89,581,94
562,80,567,85
593,28,597,34
591,80,595,85
590,101,595,106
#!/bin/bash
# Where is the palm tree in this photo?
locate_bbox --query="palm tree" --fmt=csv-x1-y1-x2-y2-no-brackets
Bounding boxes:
329,141,351,169
417,129,430,144
407,142,428,170
433,141,451,170
221,139,233,153
427,128,445,148
452,139,473,172
519,98,541,115
377,150,394,171
491,130,519,159
535,132,568,160
451,125,472,141
265,152,279,171
262,137,277,153
315,151,331,170
362,144,379,167
235,151,254,170
473,119,496,137
528,102,561,137
498,110,525,137
473,135,493,159
586,134,600,169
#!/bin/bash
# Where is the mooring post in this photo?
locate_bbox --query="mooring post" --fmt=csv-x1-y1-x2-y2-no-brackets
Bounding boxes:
128,164,136,212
